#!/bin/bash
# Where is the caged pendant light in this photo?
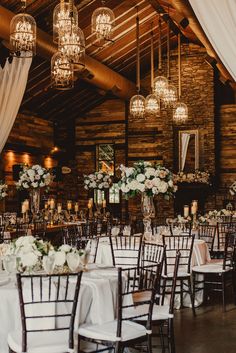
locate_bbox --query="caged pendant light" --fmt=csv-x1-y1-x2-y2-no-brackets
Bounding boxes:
129,9,145,119
173,33,188,124
10,0,36,58
145,26,160,116
53,0,78,44
162,18,177,108
51,51,74,90
153,16,168,99
91,0,115,41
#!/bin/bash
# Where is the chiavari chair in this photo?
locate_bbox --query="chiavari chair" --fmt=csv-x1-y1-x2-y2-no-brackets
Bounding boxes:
162,234,196,315
192,231,236,311
8,272,82,353
77,263,162,353
198,224,217,256
216,221,232,254
32,220,47,239
15,221,30,238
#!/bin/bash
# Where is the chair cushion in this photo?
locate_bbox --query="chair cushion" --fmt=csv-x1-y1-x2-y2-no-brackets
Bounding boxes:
78,320,147,342
124,304,173,322
192,261,232,274
7,330,70,353
162,270,190,279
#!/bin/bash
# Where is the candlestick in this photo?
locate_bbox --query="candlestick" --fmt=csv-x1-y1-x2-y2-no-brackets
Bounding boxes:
50,199,55,210
102,199,106,208
184,205,189,218
24,199,29,211
74,202,79,213
67,200,72,211
57,203,62,214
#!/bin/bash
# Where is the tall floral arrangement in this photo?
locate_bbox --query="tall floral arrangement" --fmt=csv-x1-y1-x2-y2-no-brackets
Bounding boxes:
118,161,177,200
84,171,112,190
0,181,8,200
16,165,52,190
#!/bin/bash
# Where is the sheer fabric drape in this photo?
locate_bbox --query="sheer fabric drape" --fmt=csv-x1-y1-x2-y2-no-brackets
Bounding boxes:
0,57,32,153
189,0,236,81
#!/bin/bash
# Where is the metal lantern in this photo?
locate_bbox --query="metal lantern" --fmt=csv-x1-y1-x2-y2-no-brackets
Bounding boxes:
130,94,146,119
91,1,115,41
59,25,85,67
10,11,36,58
51,52,74,90
145,94,160,116
153,76,168,98
53,0,78,43
173,102,188,124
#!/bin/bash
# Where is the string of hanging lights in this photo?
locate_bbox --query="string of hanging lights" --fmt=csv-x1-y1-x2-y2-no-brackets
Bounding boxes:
173,33,188,124
10,0,36,58
51,51,74,90
129,8,145,119
91,0,115,42
53,0,78,44
145,25,160,117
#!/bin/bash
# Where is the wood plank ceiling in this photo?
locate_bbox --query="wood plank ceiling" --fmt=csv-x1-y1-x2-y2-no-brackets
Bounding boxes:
0,0,198,122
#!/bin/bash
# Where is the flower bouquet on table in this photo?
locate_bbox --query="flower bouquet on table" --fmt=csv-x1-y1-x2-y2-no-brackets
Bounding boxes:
198,209,232,225
0,181,8,200
16,165,53,216
83,171,112,190
229,181,236,196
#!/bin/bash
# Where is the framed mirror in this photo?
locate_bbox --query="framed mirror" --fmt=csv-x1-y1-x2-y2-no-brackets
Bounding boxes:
178,129,199,172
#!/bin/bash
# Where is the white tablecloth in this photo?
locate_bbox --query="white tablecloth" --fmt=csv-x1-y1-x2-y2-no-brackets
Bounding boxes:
0,265,119,353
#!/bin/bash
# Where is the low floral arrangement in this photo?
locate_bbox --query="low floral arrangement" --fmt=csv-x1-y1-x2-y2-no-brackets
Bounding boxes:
16,165,52,190
2,236,89,273
118,161,177,200
0,181,8,200
84,171,112,190
229,181,236,196
174,170,210,184
198,209,232,224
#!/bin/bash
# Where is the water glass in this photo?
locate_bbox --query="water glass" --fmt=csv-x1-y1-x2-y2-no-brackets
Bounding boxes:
67,252,80,272
3,255,16,278
42,254,55,275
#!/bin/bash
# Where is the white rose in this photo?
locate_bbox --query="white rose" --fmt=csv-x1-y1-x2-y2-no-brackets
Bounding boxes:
152,177,161,187
16,236,35,248
22,183,29,189
158,181,168,193
152,187,158,195
20,252,38,268
54,251,66,266
145,179,153,189
39,182,45,187
27,169,35,178
103,182,109,188
32,182,38,188
121,184,130,193
125,168,134,177
38,169,44,176
137,183,145,192
129,180,139,190
97,173,103,180
59,244,72,253
85,180,90,185
168,180,173,187
136,174,145,183
145,168,156,178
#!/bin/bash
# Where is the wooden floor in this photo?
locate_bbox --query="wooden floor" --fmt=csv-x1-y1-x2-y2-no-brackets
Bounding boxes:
174,301,236,353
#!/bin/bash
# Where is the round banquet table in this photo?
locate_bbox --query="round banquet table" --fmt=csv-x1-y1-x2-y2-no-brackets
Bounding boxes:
0,265,120,353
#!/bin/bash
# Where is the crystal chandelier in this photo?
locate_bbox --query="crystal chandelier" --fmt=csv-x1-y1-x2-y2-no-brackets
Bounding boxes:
162,19,177,107
10,0,36,58
145,28,160,116
173,33,188,123
51,51,74,90
91,0,115,41
59,24,85,67
130,9,145,119
53,0,78,43
153,16,168,98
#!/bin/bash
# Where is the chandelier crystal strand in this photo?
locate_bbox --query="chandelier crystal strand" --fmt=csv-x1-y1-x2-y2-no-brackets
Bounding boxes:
91,0,115,41
53,0,78,43
173,33,188,124
129,8,145,119
51,51,74,90
10,0,36,58
162,18,177,108
153,15,168,98
145,27,160,116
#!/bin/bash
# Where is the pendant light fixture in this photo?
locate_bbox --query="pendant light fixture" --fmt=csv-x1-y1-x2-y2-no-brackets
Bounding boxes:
53,0,78,44
10,0,36,58
51,51,74,90
173,33,188,123
162,18,177,108
129,8,145,119
91,0,115,41
153,16,168,98
145,26,160,116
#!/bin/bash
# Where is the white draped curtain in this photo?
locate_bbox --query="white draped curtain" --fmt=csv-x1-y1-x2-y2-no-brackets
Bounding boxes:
0,57,32,153
189,0,236,81
181,133,190,171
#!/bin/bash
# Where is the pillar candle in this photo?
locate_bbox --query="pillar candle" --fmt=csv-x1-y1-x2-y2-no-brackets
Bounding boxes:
57,203,62,214
74,202,79,212
102,199,106,208
184,205,189,218
50,199,55,209
67,200,72,211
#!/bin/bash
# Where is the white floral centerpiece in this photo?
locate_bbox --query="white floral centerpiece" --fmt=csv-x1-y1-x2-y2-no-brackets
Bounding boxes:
16,165,52,190
229,181,236,196
84,171,112,190
174,170,211,184
118,161,177,200
198,209,232,224
0,181,8,200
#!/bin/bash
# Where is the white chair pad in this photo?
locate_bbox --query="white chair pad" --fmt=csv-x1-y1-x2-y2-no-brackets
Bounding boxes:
163,270,190,278
124,304,173,322
7,330,70,353
192,262,231,274
78,320,146,342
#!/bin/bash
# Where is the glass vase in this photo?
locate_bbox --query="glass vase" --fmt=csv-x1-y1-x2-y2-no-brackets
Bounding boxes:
141,193,155,238
30,188,40,216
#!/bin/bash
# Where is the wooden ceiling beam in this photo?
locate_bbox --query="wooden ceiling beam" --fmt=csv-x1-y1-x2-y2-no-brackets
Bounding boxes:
0,4,138,99
168,0,236,88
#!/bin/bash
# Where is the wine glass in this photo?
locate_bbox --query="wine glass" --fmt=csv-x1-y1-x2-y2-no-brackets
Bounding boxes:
3,255,16,280
80,251,90,271
42,254,55,275
67,252,80,273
